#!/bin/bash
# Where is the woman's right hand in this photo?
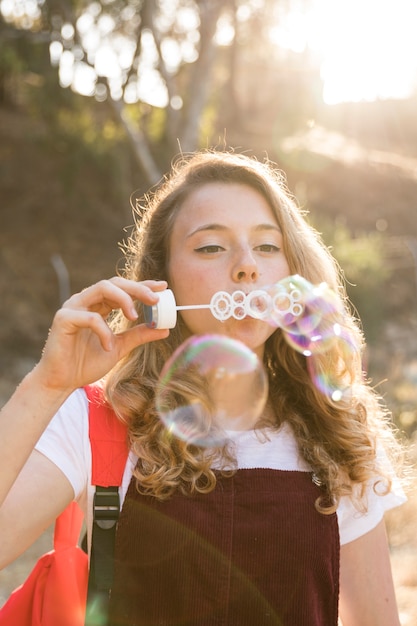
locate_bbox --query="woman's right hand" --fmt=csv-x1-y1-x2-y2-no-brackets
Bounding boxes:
0,277,169,513
34,277,170,394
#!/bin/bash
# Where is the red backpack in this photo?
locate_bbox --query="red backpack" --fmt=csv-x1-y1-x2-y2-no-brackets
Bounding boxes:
0,383,128,626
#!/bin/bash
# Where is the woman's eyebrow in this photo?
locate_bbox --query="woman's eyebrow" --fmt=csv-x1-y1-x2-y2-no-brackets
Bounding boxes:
187,223,281,238
253,223,282,233
186,224,227,238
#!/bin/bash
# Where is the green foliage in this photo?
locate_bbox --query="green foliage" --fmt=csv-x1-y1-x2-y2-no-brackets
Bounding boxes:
21,75,137,205
0,41,25,74
313,217,391,344
145,106,167,143
125,103,167,143
0,39,27,103
53,102,133,199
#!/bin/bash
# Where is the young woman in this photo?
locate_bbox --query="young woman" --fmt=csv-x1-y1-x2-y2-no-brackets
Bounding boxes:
0,151,406,625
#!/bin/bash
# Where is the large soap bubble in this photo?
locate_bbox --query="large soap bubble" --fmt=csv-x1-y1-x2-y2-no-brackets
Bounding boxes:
155,334,268,447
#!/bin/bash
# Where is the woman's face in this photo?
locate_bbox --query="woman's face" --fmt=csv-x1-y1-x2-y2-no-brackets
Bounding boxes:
168,182,290,356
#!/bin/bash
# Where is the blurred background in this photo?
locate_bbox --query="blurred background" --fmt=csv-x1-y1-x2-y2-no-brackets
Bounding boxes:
0,0,417,622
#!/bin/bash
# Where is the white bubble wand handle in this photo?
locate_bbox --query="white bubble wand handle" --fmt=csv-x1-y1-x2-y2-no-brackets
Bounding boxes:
144,279,305,330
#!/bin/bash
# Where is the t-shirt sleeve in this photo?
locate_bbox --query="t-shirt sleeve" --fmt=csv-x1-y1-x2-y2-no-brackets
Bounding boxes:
337,449,407,545
34,387,90,503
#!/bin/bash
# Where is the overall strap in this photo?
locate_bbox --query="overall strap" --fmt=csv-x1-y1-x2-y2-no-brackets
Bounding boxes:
84,383,129,626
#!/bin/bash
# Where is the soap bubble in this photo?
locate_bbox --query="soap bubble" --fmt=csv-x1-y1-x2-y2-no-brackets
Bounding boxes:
155,334,268,447
273,279,358,402
256,276,359,402
247,276,347,358
305,325,359,402
281,281,344,356
307,358,347,402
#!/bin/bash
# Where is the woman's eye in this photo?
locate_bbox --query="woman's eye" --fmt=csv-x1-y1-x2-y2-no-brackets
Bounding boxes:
195,245,224,253
256,244,280,253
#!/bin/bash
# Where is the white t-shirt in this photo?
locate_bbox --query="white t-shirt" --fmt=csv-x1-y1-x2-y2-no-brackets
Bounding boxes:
35,388,406,547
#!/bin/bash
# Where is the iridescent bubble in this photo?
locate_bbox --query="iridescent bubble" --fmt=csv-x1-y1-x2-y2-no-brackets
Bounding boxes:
155,334,268,447
280,281,344,356
305,326,359,402
262,277,359,402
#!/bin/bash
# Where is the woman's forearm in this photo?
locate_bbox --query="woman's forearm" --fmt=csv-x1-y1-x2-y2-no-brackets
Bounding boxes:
0,365,72,507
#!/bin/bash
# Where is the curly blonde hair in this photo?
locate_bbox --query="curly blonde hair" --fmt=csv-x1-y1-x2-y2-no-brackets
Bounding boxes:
105,150,402,513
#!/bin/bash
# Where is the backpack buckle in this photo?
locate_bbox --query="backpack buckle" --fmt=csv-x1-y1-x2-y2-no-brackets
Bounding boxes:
93,486,120,530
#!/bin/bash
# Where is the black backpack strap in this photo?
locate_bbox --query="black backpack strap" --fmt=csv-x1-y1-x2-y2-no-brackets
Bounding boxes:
83,383,128,626
84,485,120,626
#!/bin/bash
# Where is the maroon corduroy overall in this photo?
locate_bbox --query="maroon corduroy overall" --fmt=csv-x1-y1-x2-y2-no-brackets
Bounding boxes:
109,468,340,626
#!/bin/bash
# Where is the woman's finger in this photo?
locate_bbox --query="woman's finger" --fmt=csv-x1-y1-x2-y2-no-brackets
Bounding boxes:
114,324,169,358
63,278,167,320
52,308,115,351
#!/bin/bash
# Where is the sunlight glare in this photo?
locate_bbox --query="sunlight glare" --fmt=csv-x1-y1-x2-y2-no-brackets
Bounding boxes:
0,0,40,28
49,40,63,66
161,38,182,72
76,12,94,35
42,0,200,106
97,13,115,36
95,44,120,79
214,14,235,47
72,62,96,96
58,50,74,89
61,23,74,41
136,68,168,107
270,0,417,104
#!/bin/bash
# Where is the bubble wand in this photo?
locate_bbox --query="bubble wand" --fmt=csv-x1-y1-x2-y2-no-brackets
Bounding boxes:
144,276,307,330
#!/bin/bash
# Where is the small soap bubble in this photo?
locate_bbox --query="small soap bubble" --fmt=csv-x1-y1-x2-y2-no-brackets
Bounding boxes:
263,276,359,402
305,327,358,402
307,359,348,402
280,281,344,356
155,334,268,447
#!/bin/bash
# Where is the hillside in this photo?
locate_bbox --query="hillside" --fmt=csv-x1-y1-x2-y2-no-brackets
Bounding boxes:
0,105,134,391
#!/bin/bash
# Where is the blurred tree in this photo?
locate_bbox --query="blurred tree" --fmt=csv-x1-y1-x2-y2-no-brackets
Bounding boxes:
32,0,229,182
0,0,321,184
316,218,391,343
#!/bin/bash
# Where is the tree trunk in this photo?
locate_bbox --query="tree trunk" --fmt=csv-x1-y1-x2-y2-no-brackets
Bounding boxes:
109,99,162,186
179,0,224,152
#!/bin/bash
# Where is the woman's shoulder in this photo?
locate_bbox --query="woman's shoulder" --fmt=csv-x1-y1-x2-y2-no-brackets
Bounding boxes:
34,387,90,499
36,387,89,441
226,422,407,545
337,474,407,545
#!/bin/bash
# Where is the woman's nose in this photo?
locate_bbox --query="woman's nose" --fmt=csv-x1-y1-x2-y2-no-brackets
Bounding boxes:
232,249,259,283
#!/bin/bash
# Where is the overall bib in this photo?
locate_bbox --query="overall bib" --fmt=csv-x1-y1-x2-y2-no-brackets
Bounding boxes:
109,468,340,626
